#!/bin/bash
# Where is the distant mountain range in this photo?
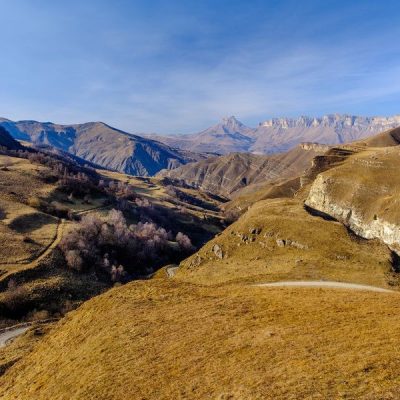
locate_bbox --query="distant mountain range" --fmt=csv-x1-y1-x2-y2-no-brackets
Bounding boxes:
0,118,205,176
147,114,400,154
2,113,399,177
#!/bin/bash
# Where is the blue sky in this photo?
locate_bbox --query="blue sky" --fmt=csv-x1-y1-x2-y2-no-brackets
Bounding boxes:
1,0,400,133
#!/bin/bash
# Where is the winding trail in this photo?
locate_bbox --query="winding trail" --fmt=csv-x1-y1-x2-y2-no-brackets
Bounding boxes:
0,206,110,282
0,218,66,268
254,281,395,293
0,326,29,348
0,219,67,283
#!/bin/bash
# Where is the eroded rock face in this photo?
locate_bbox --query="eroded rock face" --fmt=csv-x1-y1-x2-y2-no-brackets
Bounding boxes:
212,244,224,259
306,174,400,255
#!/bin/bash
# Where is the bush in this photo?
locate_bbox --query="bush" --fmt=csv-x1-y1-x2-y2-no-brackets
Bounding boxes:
2,280,30,313
27,196,42,209
60,209,194,282
223,208,242,224
176,232,194,251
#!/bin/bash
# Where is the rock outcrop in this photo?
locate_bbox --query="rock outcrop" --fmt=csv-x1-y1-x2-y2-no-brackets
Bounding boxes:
305,145,400,254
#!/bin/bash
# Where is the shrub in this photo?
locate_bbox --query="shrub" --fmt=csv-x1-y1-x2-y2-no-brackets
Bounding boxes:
176,232,194,251
2,280,30,313
223,208,241,224
27,196,42,209
60,209,194,282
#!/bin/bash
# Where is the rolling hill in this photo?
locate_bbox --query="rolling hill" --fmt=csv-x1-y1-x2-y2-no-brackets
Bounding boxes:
158,142,329,198
0,119,205,176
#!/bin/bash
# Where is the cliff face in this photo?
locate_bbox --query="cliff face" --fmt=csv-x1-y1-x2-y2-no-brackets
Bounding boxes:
305,144,400,254
306,174,400,254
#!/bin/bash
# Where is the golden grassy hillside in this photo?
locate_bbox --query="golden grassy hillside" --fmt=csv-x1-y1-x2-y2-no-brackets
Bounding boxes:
0,155,59,267
176,198,395,287
223,177,300,215
2,280,400,399
0,154,109,280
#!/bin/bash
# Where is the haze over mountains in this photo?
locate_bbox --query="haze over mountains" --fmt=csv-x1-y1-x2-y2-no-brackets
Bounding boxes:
148,114,400,154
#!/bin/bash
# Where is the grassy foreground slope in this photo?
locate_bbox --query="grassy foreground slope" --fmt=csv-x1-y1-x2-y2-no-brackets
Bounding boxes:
1,280,400,399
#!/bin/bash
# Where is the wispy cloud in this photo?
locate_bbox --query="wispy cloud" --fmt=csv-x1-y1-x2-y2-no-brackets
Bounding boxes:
1,0,400,132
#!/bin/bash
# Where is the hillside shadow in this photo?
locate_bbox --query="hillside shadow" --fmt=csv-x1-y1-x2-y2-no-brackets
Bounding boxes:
9,213,56,234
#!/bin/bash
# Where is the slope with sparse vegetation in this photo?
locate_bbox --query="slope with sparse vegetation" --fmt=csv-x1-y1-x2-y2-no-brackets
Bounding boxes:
2,127,400,399
0,126,224,330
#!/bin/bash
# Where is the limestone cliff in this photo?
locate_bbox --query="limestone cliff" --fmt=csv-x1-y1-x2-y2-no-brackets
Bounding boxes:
305,145,400,254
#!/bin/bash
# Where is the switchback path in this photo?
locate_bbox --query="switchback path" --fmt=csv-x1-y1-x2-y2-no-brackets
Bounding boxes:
254,281,395,293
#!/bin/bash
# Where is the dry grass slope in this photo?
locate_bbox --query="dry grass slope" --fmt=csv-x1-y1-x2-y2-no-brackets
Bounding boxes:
177,198,395,287
2,280,400,399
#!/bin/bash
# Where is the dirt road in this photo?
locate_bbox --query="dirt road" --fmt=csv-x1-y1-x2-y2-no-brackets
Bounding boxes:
255,281,394,293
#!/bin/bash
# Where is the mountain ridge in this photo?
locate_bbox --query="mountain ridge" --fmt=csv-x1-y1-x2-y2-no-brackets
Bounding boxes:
0,119,206,176
158,142,327,198
147,113,400,154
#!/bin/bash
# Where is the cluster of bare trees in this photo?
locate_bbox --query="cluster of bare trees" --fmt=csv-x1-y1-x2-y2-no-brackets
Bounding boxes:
60,209,193,282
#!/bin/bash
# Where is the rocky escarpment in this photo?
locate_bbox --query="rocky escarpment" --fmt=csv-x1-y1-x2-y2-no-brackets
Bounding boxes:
305,147,400,255
299,142,331,152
